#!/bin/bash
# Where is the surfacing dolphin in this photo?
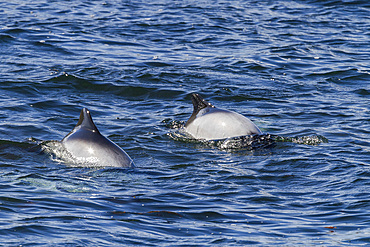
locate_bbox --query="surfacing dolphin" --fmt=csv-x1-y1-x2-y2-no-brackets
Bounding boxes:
62,108,134,167
184,93,262,140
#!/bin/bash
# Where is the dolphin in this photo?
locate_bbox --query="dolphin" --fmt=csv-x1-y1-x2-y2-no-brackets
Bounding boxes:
184,93,262,140
62,108,134,167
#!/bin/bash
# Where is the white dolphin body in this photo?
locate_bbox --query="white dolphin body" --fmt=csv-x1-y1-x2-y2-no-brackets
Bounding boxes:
184,94,262,140
62,108,134,167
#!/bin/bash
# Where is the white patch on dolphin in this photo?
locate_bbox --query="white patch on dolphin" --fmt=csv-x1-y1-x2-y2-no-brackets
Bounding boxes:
184,93,262,140
62,108,134,168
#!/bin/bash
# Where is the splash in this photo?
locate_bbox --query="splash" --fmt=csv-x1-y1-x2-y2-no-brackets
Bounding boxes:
168,129,276,150
274,135,328,146
41,140,102,168
162,118,185,129
165,119,328,150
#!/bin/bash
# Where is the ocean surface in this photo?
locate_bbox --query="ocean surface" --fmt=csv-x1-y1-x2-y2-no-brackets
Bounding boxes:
1,0,369,245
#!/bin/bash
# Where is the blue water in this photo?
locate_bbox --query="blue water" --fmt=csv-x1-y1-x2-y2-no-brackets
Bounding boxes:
1,0,369,245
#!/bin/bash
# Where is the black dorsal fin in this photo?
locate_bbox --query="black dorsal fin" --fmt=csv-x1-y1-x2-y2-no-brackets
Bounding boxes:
76,108,100,133
185,93,214,127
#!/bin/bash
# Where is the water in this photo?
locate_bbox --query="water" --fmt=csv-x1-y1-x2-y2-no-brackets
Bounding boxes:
1,0,369,245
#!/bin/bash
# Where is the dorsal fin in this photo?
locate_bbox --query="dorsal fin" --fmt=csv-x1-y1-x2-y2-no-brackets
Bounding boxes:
76,108,100,133
185,93,215,127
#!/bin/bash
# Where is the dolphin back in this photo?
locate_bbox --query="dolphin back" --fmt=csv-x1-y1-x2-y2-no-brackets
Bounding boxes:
184,94,262,140
62,108,134,168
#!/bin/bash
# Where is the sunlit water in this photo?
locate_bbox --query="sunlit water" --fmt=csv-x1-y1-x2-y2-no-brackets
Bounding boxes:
1,0,369,245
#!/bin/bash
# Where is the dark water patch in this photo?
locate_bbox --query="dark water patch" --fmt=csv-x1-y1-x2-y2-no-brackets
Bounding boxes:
306,0,370,7
42,73,94,87
2,27,39,36
114,86,187,100
31,39,76,56
0,196,33,206
0,33,15,43
0,81,41,96
112,210,183,219
353,88,370,96
143,61,173,67
41,73,187,101
0,139,41,161
29,99,70,111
